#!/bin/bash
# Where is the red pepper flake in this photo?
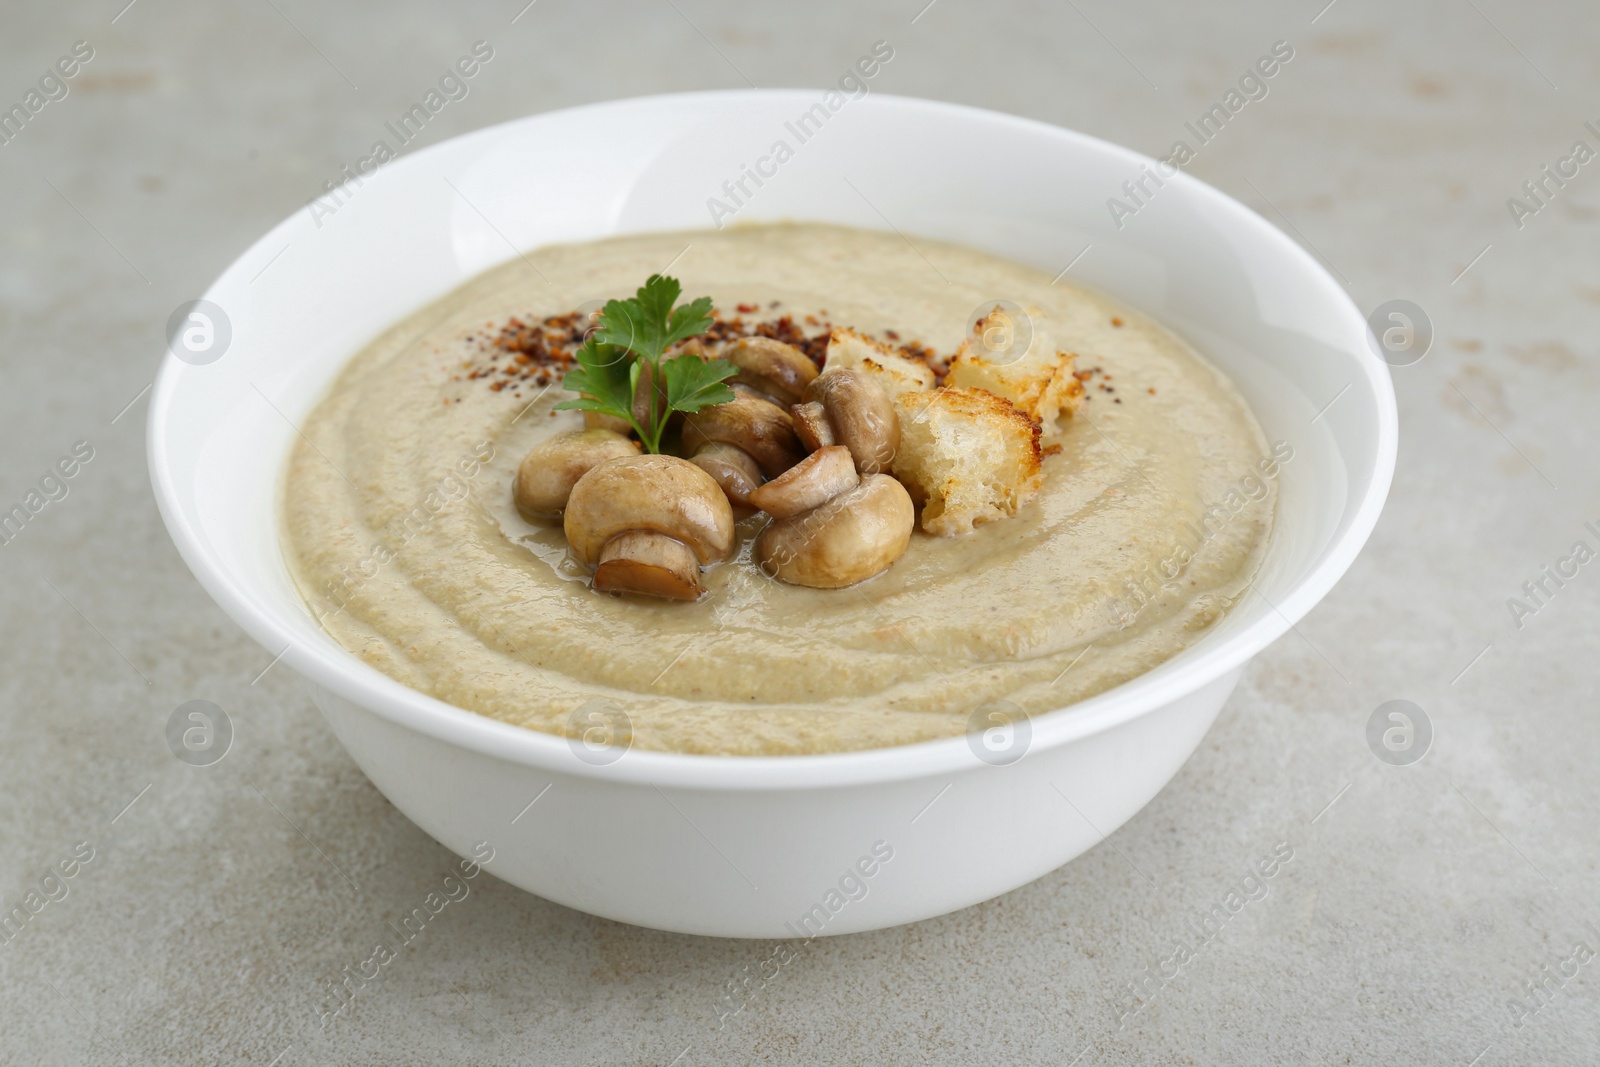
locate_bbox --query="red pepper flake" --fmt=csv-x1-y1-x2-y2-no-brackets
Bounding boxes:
1111,317,1124,327
464,304,949,397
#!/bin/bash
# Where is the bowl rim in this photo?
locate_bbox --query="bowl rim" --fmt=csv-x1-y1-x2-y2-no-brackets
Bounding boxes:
148,88,1397,791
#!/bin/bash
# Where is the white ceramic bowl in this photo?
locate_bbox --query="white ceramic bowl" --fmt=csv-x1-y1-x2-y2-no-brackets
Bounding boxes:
149,91,1395,938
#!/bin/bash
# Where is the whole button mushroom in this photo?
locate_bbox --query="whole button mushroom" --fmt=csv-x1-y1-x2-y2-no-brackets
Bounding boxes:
514,428,641,521
681,391,805,483
797,369,900,474
723,337,819,407
563,454,734,600
755,474,915,589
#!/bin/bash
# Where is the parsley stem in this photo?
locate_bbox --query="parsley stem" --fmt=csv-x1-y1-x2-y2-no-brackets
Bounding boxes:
646,357,663,454
625,412,651,448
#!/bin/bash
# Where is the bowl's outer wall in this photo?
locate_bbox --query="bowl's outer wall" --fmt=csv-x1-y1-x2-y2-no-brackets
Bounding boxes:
148,91,1396,934
313,670,1240,938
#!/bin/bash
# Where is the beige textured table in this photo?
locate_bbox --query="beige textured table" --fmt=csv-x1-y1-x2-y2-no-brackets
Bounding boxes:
2,1,1597,1063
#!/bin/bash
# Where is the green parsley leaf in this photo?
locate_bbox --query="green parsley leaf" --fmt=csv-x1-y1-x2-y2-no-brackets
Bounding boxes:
555,274,732,453
662,355,737,415
664,295,715,352
553,340,640,431
632,274,681,330
594,275,700,363
593,296,653,360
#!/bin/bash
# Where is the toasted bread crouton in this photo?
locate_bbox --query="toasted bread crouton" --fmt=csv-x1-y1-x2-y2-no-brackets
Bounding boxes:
823,326,936,399
946,305,1084,430
891,386,1042,537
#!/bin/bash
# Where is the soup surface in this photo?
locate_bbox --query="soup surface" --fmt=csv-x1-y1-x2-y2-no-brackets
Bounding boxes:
284,224,1278,755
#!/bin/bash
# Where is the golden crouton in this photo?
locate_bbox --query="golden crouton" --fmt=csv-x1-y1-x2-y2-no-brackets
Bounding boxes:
891,386,1042,537
823,327,936,398
946,305,1084,430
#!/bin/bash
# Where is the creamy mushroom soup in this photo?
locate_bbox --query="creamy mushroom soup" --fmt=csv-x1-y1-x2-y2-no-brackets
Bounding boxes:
283,224,1279,756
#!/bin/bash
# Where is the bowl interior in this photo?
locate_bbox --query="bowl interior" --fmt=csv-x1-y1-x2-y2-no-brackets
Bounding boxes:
149,90,1394,783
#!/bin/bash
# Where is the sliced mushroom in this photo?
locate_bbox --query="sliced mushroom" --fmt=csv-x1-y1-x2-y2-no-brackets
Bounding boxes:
681,392,805,478
688,441,764,509
801,369,900,474
564,454,733,600
790,400,836,452
755,474,914,589
514,428,641,521
724,337,818,406
748,445,857,519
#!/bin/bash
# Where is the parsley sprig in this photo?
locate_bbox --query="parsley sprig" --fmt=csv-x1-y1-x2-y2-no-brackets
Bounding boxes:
554,275,736,454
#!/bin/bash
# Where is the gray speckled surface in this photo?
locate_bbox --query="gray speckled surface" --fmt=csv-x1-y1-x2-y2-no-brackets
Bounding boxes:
2,1,1598,1063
